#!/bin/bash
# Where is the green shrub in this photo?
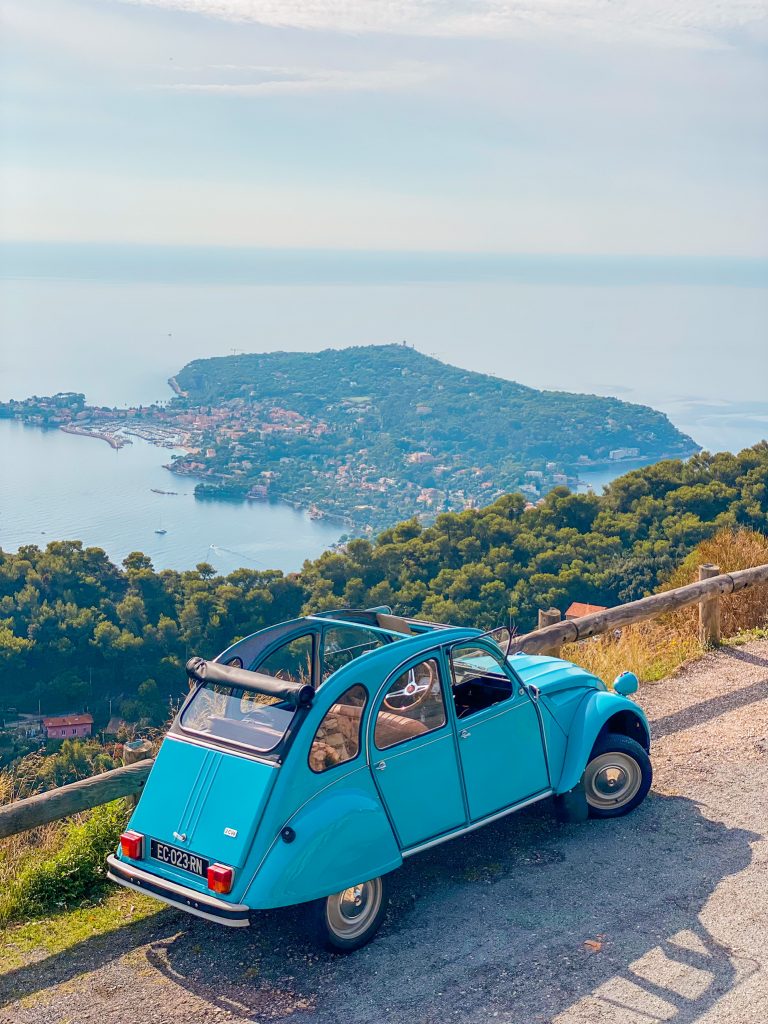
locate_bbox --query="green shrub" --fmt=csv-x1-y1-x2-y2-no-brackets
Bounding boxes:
0,800,128,925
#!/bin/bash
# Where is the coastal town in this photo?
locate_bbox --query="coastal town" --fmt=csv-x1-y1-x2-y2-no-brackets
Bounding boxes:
0,346,693,531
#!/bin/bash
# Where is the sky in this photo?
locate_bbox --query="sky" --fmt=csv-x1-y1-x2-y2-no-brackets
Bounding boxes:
1,0,767,257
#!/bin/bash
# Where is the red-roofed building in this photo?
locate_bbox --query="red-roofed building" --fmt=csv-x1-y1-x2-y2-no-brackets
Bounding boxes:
565,602,607,620
43,714,94,740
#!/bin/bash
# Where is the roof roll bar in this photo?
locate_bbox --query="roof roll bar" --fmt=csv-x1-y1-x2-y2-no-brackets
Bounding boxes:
185,657,315,708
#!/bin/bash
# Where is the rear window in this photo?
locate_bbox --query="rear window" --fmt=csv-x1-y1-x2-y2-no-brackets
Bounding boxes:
180,682,294,753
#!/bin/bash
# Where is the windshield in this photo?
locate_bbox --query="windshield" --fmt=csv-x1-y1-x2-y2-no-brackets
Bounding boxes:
180,682,295,753
450,644,509,686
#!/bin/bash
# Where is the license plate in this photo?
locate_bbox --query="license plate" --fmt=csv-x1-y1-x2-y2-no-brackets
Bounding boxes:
150,839,209,877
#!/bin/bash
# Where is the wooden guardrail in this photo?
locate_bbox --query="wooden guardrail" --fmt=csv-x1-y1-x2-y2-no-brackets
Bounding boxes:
0,759,154,840
1,562,766,841
509,563,768,658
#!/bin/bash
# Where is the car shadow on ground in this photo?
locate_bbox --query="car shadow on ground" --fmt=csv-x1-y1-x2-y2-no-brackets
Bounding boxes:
147,795,758,1024
2,793,756,1024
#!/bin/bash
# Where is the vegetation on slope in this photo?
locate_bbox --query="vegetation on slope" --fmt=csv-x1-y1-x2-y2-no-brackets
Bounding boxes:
0,445,766,727
1,524,766,929
0,743,128,926
3,346,698,529
0,801,127,926
170,344,697,524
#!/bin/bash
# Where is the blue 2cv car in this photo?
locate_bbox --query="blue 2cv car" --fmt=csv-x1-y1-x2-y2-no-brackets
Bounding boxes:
107,607,652,951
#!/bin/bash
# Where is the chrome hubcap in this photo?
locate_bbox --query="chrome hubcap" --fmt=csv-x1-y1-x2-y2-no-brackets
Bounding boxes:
584,752,642,809
325,878,382,940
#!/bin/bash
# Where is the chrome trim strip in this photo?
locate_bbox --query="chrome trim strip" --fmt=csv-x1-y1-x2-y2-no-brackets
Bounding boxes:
401,789,554,857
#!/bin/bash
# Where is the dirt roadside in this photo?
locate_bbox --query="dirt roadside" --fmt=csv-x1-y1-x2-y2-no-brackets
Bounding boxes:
2,640,766,1024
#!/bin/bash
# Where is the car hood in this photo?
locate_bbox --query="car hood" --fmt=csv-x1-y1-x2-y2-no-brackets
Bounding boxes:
510,653,604,696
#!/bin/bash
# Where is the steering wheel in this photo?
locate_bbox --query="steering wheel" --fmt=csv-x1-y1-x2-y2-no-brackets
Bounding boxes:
383,662,437,712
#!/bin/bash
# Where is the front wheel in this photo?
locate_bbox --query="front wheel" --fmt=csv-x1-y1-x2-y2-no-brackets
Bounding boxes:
307,875,389,952
583,733,652,818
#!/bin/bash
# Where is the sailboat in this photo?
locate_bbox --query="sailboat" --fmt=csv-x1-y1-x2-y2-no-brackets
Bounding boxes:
155,511,167,535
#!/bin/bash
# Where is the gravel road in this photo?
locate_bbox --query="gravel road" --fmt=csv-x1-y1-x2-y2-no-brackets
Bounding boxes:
2,640,767,1024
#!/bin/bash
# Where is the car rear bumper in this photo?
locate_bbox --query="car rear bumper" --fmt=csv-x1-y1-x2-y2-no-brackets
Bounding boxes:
106,854,250,927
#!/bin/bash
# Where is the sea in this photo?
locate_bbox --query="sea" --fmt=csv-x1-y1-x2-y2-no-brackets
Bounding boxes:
1,248,766,574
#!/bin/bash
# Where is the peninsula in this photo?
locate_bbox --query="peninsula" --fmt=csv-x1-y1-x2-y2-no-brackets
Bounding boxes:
0,344,699,530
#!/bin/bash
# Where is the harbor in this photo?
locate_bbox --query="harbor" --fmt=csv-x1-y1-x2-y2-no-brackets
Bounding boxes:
0,419,342,574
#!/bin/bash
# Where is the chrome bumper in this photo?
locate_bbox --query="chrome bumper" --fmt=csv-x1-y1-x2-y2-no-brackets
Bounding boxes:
106,854,250,927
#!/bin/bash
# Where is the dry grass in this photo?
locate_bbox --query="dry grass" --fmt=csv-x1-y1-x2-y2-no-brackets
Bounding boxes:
563,529,768,687
664,528,768,637
563,619,701,686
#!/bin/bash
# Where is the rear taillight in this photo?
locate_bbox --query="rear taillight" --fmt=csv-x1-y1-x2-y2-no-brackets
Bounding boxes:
207,863,234,894
120,830,144,859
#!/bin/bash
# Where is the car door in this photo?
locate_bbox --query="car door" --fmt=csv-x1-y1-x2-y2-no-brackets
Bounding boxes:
449,641,550,821
369,654,467,849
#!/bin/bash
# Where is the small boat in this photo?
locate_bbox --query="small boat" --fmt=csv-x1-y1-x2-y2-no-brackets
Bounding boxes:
155,528,167,535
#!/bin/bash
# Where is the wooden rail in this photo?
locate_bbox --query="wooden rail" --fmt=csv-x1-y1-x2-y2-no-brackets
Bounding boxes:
0,759,154,840
509,563,768,657
1,562,766,841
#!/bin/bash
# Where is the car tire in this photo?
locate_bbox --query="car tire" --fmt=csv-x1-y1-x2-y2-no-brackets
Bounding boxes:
583,733,652,818
307,875,389,953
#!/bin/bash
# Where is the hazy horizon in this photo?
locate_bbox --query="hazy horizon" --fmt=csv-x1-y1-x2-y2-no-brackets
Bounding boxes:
3,1,767,257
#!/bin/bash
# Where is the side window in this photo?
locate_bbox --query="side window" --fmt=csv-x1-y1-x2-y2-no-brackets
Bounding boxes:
450,644,514,719
322,626,385,682
374,658,446,750
309,684,368,774
257,633,315,686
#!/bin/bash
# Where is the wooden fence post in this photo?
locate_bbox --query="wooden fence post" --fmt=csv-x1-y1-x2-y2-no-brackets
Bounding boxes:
537,607,562,657
698,564,722,647
122,739,153,807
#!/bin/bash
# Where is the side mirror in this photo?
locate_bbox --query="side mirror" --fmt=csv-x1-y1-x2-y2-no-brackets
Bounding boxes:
613,671,639,696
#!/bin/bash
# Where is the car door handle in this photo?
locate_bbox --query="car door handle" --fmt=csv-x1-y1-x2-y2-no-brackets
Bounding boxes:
375,761,386,771
460,729,471,740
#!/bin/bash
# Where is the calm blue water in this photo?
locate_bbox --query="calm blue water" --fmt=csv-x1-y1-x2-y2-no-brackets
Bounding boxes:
0,420,340,573
1,255,766,571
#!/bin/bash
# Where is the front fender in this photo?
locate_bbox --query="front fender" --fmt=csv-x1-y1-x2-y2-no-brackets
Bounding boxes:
555,691,650,794
243,768,402,909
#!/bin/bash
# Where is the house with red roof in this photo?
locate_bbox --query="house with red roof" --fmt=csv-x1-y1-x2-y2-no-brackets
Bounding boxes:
565,602,608,619
43,713,94,740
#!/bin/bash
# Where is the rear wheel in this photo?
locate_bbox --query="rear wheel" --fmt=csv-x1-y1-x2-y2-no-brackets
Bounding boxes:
307,875,389,952
583,733,652,818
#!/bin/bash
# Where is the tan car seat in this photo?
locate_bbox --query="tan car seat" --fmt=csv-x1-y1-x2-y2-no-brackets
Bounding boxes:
309,703,427,772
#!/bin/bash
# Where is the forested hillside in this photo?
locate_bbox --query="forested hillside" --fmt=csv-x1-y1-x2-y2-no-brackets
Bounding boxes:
1,445,766,730
169,344,697,524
